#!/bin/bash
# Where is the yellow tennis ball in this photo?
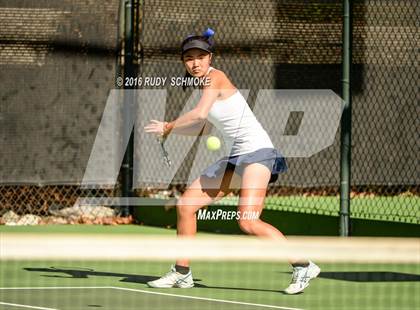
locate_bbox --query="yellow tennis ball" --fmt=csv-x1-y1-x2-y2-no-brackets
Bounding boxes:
206,136,221,151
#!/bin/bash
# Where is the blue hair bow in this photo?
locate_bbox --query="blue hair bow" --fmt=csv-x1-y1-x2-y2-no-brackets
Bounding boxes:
202,28,215,38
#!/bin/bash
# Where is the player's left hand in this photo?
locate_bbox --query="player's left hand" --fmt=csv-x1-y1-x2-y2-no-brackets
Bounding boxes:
144,120,167,137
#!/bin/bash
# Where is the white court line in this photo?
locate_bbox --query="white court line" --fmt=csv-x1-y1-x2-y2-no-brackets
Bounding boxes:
0,287,110,290
111,286,303,310
0,286,303,310
0,301,57,310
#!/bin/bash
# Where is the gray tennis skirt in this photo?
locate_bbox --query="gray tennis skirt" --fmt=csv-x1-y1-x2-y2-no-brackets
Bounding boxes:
201,148,288,183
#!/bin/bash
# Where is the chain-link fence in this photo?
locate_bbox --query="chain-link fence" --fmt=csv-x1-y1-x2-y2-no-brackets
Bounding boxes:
133,0,419,224
1,0,418,226
0,0,126,224
348,0,419,223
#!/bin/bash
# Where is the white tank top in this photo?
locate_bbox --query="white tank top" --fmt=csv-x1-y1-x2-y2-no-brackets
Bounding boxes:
204,67,274,156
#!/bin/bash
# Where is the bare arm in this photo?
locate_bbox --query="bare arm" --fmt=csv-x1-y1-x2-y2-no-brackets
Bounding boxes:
163,71,221,134
144,70,224,137
164,91,218,133
170,120,213,136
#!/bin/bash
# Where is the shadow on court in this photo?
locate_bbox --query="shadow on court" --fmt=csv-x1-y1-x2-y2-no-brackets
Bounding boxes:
23,267,281,293
281,271,420,282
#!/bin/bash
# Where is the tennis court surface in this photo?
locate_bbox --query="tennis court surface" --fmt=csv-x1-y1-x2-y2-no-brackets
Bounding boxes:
1,228,419,310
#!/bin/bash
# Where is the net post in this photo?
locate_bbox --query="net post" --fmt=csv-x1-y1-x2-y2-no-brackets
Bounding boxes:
120,0,136,216
339,0,353,236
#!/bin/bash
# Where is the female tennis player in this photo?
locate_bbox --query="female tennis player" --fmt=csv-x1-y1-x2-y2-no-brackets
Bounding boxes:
144,28,320,294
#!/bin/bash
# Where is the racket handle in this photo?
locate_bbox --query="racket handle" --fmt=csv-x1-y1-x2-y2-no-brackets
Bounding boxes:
157,137,171,167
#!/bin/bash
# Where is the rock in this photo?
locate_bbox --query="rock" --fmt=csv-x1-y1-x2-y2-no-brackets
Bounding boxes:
42,216,69,225
2,210,20,225
49,204,115,219
16,214,42,225
150,190,171,199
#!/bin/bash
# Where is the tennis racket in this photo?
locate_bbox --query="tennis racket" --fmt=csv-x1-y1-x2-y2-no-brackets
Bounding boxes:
157,136,172,167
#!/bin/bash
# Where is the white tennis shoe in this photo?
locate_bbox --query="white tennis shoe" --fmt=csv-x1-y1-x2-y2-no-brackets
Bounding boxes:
284,261,321,294
147,265,194,288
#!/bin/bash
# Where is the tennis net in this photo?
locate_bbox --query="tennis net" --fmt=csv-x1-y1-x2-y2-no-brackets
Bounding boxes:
1,233,419,310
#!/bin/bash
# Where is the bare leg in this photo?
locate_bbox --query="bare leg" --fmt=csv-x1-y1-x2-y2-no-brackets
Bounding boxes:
237,163,286,238
176,169,240,267
237,163,305,265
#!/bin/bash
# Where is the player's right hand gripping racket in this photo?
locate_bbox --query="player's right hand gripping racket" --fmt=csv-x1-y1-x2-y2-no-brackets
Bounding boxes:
157,137,172,167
